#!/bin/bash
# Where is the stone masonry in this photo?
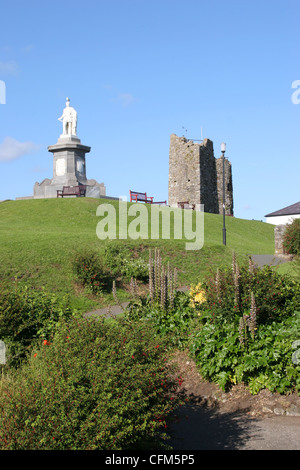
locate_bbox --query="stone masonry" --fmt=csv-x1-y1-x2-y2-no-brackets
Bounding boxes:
274,224,287,254
168,134,233,214
33,135,106,199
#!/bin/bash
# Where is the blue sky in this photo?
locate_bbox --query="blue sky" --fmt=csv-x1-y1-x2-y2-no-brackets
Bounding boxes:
0,0,299,221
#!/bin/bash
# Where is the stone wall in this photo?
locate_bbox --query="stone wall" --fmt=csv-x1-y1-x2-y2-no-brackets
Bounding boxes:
199,138,219,214
168,134,233,215
215,156,234,215
274,224,287,254
168,134,201,208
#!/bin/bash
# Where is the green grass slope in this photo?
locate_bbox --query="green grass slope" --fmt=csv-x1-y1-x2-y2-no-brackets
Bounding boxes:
0,198,275,312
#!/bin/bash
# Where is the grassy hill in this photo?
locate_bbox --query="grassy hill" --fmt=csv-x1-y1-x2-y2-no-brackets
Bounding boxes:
0,198,275,312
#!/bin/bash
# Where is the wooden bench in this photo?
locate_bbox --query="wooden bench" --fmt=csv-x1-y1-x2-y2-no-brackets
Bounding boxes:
151,200,167,205
129,190,153,203
57,185,86,198
177,201,195,210
129,190,167,205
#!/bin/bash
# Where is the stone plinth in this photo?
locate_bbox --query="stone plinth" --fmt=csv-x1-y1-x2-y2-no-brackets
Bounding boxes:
34,135,106,199
49,135,90,187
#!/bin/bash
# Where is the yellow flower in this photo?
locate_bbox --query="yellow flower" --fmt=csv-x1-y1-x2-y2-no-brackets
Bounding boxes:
189,282,206,307
194,292,206,303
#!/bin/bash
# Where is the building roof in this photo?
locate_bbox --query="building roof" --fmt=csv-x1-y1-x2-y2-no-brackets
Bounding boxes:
265,201,300,217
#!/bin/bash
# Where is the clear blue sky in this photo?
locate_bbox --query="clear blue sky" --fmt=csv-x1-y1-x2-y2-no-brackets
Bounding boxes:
0,0,299,221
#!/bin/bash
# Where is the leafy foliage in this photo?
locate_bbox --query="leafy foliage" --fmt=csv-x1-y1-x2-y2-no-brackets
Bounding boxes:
125,291,196,349
198,258,300,325
187,255,300,394
190,312,300,394
123,248,195,348
72,248,112,294
0,285,73,367
104,242,149,281
283,218,300,256
0,316,184,450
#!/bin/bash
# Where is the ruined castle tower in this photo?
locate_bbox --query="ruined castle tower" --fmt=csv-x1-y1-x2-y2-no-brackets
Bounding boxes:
168,134,233,215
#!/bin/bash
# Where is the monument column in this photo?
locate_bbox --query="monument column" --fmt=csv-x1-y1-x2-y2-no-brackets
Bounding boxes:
33,98,106,199
48,136,91,187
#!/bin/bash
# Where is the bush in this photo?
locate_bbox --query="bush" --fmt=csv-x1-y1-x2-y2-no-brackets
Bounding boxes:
0,285,73,368
104,242,149,282
72,248,112,294
120,258,149,282
104,241,131,276
283,218,300,256
124,249,196,348
197,258,300,325
190,312,300,394
125,291,196,349
0,316,184,450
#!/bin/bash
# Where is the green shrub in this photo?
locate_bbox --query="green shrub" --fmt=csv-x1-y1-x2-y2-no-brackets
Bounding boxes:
123,248,196,348
104,242,149,282
0,316,184,450
190,312,300,394
120,257,149,282
187,256,300,394
283,218,300,256
198,259,300,325
72,248,112,294
104,241,131,276
0,285,73,368
125,291,196,349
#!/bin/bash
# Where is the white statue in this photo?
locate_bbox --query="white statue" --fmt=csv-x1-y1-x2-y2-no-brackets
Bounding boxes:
58,97,78,136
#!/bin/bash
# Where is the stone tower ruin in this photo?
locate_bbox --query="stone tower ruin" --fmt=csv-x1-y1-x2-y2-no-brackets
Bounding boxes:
168,134,233,215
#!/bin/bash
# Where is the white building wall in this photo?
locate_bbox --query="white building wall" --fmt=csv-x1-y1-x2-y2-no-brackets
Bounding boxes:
265,214,300,225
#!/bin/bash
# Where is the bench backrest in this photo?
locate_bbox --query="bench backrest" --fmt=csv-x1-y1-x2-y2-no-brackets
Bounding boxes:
63,186,80,195
135,193,147,201
130,190,147,201
62,185,86,195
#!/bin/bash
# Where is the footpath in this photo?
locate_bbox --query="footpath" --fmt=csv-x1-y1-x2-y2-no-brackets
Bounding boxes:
168,405,300,450
167,351,300,450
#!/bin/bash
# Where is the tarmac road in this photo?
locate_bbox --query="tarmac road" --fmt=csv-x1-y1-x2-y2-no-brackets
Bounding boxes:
168,404,300,450
250,254,292,268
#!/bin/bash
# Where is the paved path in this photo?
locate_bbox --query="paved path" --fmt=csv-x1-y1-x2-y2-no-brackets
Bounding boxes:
84,287,189,318
251,254,292,268
168,404,300,450
84,302,129,318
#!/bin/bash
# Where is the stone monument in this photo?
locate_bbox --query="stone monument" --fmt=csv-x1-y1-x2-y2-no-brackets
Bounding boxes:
33,98,106,199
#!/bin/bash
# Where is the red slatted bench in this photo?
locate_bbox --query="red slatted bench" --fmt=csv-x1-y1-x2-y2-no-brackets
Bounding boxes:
129,190,166,205
129,190,153,203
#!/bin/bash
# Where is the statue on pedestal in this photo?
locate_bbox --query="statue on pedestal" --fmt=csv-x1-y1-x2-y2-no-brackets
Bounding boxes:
33,97,107,200
58,97,77,136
